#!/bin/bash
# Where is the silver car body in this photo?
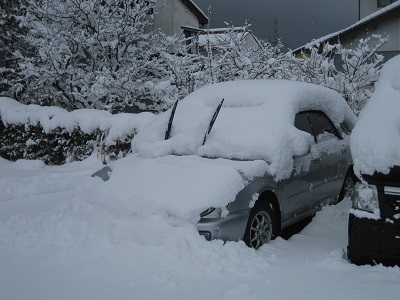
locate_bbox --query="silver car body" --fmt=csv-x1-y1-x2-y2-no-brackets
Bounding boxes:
198,125,353,242
124,80,357,243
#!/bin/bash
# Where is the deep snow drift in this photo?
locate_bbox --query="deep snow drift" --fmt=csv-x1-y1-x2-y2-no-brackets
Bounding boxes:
351,55,400,176
0,156,398,300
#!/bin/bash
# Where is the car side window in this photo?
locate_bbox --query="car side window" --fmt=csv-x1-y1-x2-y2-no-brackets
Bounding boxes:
307,111,340,140
294,112,313,135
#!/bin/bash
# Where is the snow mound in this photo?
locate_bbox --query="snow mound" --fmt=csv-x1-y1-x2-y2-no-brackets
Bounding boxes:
133,80,356,181
0,97,156,145
0,163,271,276
351,55,400,175
97,154,269,220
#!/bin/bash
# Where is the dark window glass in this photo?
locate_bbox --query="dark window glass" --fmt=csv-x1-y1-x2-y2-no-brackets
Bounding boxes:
294,112,313,135
307,111,339,139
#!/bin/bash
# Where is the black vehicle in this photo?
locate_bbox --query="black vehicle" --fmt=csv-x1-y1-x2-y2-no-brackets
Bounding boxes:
347,53,400,266
348,166,400,266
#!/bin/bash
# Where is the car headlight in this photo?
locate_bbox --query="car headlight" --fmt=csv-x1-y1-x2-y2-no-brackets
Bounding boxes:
352,182,379,213
200,203,231,217
200,208,215,217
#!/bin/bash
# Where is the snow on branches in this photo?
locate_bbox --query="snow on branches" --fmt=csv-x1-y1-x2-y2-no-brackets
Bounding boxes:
0,1,389,115
293,35,388,115
4,0,198,112
198,22,290,83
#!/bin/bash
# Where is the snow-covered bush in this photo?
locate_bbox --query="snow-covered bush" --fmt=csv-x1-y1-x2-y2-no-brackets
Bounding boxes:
0,97,156,164
1,0,387,116
1,0,199,112
199,23,290,83
0,122,100,164
292,35,387,115
334,35,387,113
0,0,32,96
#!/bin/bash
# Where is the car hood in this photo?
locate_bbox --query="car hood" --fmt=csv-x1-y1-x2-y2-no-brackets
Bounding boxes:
91,155,269,220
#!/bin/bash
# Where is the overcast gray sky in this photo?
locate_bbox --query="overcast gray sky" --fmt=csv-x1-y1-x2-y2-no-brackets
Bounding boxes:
195,0,359,49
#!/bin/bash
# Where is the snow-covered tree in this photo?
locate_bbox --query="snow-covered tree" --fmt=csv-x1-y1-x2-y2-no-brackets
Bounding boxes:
0,0,31,97
3,0,198,112
292,35,387,115
334,35,387,113
199,22,290,84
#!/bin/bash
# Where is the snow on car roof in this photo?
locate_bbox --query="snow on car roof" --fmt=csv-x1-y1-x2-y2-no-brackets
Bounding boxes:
350,55,400,176
133,79,356,181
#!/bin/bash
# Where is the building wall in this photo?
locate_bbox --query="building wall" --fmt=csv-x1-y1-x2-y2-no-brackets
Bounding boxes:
360,0,379,19
360,0,398,19
340,12,400,64
149,0,200,36
341,16,400,52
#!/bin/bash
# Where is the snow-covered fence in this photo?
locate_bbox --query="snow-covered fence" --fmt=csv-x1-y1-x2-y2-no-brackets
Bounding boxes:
0,97,155,164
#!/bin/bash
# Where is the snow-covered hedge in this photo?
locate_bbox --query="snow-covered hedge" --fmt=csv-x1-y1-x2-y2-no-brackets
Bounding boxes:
0,97,156,164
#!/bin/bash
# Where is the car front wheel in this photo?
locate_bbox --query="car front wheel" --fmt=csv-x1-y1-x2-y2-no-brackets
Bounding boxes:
243,201,276,249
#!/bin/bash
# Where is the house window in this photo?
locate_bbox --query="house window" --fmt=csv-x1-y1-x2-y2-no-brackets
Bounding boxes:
378,0,397,7
183,29,198,54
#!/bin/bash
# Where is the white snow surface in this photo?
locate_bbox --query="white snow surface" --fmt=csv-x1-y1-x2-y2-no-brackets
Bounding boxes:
101,154,269,220
0,156,399,300
0,97,156,145
351,55,400,176
133,80,356,181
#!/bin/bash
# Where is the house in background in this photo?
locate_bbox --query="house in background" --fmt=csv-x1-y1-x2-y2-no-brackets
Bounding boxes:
198,27,263,57
294,1,400,62
150,1,263,55
149,0,208,52
359,0,398,19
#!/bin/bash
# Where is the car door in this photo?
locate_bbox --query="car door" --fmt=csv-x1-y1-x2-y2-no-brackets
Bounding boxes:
306,111,348,199
278,112,324,221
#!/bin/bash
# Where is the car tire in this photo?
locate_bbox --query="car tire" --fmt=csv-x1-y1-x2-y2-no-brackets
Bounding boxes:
243,200,276,249
338,168,357,202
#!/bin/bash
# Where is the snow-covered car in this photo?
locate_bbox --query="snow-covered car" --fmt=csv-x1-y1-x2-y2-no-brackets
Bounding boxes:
348,55,400,266
95,80,356,249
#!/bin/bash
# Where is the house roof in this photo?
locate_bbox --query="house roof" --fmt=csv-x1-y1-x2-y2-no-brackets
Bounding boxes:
183,0,209,26
198,27,263,49
293,2,400,53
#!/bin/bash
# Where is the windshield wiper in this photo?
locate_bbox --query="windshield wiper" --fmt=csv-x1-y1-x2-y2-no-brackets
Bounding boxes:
203,98,224,145
165,99,179,140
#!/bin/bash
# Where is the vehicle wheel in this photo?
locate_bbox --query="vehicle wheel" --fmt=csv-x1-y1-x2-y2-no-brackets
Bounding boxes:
338,169,357,202
243,201,276,249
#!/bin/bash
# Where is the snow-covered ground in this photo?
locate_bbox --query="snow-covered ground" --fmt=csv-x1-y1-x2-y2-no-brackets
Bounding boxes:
0,156,399,300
